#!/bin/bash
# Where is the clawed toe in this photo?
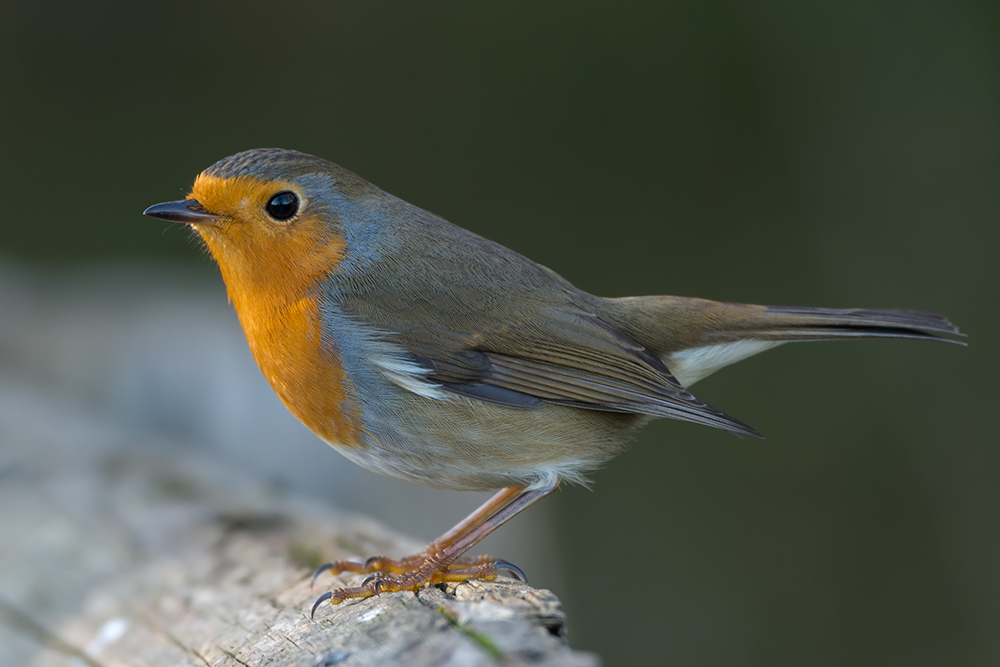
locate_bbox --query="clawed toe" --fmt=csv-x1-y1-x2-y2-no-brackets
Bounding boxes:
493,559,528,583
309,555,531,617
310,563,337,588
310,591,333,619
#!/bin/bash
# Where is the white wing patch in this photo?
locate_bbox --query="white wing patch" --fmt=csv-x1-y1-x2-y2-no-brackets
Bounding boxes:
370,352,449,401
667,339,784,387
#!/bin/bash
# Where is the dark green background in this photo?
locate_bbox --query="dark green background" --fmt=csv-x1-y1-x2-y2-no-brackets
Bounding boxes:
4,1,996,664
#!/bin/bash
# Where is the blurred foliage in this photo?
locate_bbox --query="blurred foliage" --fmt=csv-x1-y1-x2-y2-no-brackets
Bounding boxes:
2,1,997,664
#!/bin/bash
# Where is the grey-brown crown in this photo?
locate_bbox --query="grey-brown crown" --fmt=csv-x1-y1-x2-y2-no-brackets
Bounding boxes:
204,148,339,182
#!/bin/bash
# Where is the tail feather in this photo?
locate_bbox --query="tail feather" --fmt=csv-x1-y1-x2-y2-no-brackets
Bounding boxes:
600,296,963,387
758,306,962,342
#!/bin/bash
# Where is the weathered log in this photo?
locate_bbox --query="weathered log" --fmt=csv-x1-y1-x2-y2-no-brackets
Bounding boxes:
0,381,596,667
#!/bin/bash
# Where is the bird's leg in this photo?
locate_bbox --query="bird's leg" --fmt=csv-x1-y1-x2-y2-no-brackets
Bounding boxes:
311,487,537,580
311,484,555,615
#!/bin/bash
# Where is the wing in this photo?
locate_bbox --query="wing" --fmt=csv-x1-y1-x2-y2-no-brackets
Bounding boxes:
391,301,760,437
328,205,759,437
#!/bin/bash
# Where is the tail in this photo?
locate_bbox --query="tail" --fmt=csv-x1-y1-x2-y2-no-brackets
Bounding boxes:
601,296,963,387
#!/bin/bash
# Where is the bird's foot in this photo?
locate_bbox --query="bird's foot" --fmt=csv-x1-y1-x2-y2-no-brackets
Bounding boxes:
309,487,548,617
309,553,526,617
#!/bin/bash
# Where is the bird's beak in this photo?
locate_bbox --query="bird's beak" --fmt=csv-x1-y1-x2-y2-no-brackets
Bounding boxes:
143,199,222,226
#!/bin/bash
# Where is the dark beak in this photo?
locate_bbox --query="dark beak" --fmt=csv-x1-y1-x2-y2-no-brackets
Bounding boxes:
143,199,221,225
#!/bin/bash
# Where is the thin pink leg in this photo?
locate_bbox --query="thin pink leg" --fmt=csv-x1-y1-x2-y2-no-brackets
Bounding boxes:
311,484,556,615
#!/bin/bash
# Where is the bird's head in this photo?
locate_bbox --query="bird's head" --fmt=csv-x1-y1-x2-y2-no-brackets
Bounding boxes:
144,148,380,294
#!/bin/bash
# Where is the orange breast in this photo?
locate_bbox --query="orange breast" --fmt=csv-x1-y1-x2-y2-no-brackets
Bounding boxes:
189,174,364,448
237,287,362,447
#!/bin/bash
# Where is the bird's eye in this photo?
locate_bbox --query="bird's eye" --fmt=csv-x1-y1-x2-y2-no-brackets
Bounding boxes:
265,191,299,221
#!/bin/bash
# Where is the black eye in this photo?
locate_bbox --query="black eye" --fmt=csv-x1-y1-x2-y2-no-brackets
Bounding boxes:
265,191,299,221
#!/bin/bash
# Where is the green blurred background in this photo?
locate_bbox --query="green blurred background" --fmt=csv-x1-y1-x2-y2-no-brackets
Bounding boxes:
3,1,997,664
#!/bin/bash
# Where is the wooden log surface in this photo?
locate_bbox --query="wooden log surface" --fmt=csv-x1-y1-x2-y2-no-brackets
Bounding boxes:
0,379,598,667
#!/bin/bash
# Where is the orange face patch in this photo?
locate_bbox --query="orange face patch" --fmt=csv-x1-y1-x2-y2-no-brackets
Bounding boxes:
189,174,347,293
187,173,361,447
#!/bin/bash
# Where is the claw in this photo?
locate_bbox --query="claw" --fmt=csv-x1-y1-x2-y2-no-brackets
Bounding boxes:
310,591,333,619
360,574,386,593
311,563,335,588
493,559,528,583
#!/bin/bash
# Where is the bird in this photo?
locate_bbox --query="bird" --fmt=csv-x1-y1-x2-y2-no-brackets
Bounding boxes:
144,148,961,614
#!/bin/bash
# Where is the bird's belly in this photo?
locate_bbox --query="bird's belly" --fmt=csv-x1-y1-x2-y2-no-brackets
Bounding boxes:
327,392,642,491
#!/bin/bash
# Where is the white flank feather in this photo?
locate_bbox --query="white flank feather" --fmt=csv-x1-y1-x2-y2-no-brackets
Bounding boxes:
370,353,449,400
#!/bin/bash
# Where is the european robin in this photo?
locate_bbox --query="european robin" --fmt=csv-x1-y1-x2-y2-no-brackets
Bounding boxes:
144,148,961,614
